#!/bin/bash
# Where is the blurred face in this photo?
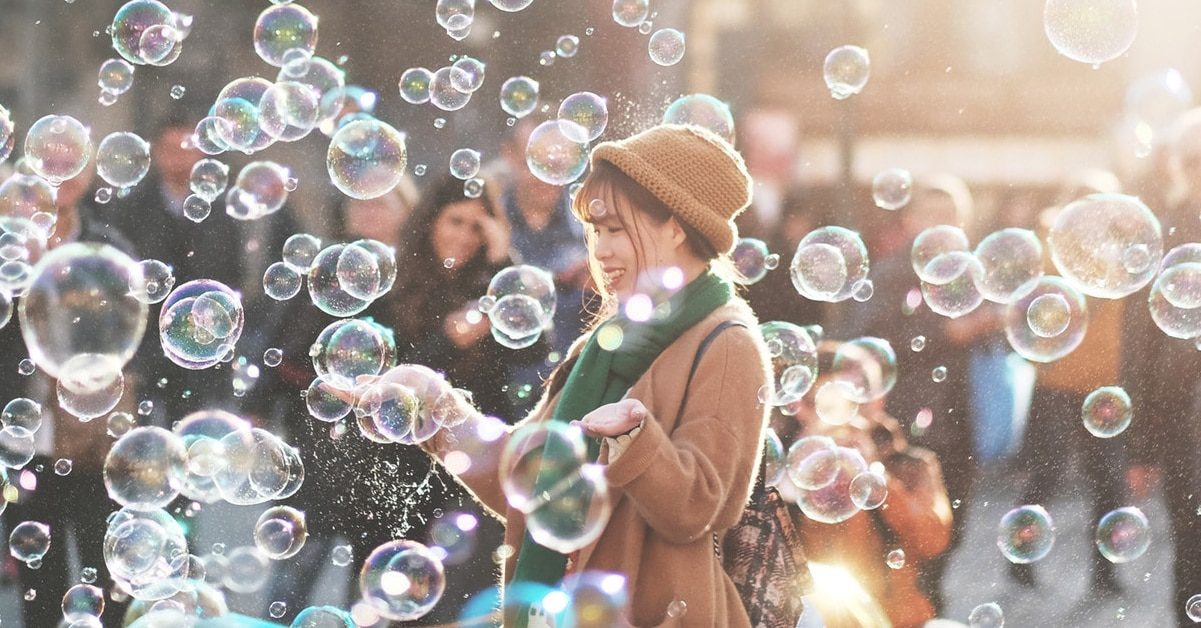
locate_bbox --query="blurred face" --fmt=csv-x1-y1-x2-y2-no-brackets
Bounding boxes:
587,201,682,300
345,194,408,247
152,126,201,187
432,199,486,266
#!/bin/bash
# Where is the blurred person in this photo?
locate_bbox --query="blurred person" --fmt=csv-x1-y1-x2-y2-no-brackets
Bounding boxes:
736,108,801,241
845,173,982,613
742,188,829,329
340,179,418,249
419,125,770,626
260,175,510,625
1121,108,1201,627
0,165,134,627
496,117,592,415
778,361,952,628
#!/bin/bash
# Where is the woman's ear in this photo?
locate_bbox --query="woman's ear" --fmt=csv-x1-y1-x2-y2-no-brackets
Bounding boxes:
668,217,688,249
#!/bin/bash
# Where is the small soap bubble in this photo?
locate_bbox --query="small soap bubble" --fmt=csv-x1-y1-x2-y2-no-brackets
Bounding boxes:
886,548,905,569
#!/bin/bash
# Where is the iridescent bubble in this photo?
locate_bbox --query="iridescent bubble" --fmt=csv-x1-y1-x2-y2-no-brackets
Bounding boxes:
786,435,840,491
212,427,301,505
449,149,481,180
850,472,888,510
282,56,345,129
648,29,686,66
1048,194,1162,299
264,262,302,301
293,606,355,627
24,115,92,185
137,23,181,65
762,429,786,488
1026,293,1072,338
1044,0,1138,66
224,546,270,594
526,464,611,554
500,421,588,513
308,245,371,317
284,233,322,272
886,548,906,569
254,3,319,67
1095,506,1150,563
311,318,396,390
662,94,735,144
429,66,472,112
830,336,897,403
189,159,230,203
2,398,42,433
172,409,248,503
98,58,135,95
0,174,57,235
259,81,321,142
483,265,555,341
332,242,380,300
57,371,124,420
790,226,869,302
212,77,274,154
306,375,352,422
435,0,474,30
158,279,245,370
254,506,308,560
797,447,868,524
127,259,174,305
451,57,486,93
612,0,649,27
398,68,434,104
997,504,1056,564
558,92,608,143
62,583,105,622
556,35,580,58
526,120,588,186
95,132,151,189
103,509,190,600
19,243,146,392
968,602,1004,628
327,119,407,200
500,76,540,118
823,45,870,100
912,225,970,281
1082,386,1133,438
731,238,778,285
9,521,50,563
110,0,173,65
359,540,445,621
759,321,819,405
1006,276,1088,362
974,228,1044,304
921,251,985,319
192,116,231,156
1149,262,1201,339
103,426,187,510
871,168,912,211
233,161,290,217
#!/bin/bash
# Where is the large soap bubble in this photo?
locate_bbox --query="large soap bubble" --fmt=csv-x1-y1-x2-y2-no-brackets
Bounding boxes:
159,279,245,369
1005,276,1088,363
103,508,190,600
327,119,407,200
311,318,397,390
24,115,93,185
974,228,1044,304
359,540,446,621
796,447,868,524
173,409,251,503
480,265,556,344
19,243,147,392
254,505,308,560
103,426,188,510
759,321,819,406
96,131,152,189
254,3,319,67
525,120,588,186
663,94,735,144
1048,194,1162,299
1044,0,1138,66
790,226,869,302
526,464,612,554
1095,506,1151,563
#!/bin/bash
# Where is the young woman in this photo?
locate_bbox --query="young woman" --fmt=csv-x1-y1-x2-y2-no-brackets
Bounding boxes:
420,124,771,626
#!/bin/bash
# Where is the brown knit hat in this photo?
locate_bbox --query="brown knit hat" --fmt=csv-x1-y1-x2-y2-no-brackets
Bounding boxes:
590,124,752,254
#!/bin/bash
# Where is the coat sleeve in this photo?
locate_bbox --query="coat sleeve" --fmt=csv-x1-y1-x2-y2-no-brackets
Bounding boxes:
604,327,769,544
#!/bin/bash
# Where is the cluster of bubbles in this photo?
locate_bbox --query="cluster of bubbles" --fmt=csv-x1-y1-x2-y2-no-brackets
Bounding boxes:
759,321,820,406
305,238,397,315
479,264,557,349
790,226,870,303
1148,243,1201,339
106,0,194,105
500,421,612,553
731,238,780,285
103,507,194,601
158,279,245,369
398,55,487,116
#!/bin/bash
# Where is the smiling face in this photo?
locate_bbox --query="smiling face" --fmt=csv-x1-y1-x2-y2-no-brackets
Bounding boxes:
431,199,486,266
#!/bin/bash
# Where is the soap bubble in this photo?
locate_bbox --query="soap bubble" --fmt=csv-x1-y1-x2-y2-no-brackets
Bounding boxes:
449,149,481,180
24,115,92,185
254,506,308,560
1006,277,1088,362
308,245,371,317
183,196,211,223
450,57,486,93
830,336,897,402
306,375,353,422
491,0,534,10
358,382,420,443
662,94,735,144
327,119,407,200
333,240,392,300
762,429,786,488
558,92,608,143
293,606,354,627
1082,386,1133,438
57,370,124,420
813,380,859,426
422,68,469,114
398,68,434,104
62,583,105,622
526,120,589,186
1095,506,1150,563
19,243,147,392
213,77,278,154
921,251,985,319
823,45,870,100
192,116,232,156
359,540,445,621
189,159,230,202
612,0,649,27
0,173,57,235
137,24,181,65
912,225,970,281
968,602,1004,628
264,262,302,301
872,168,912,210
254,4,319,67
886,548,906,569
759,321,819,405
786,435,840,491
556,35,580,58
500,421,588,513
790,226,869,302
1049,194,1162,299
104,426,187,510
997,505,1056,564
526,464,611,554
9,521,51,563
483,265,556,344
283,233,322,271
435,0,474,30
212,427,302,505
129,259,175,304
850,472,888,510
158,279,245,370
648,29,686,66
974,228,1044,303
224,546,270,594
797,447,868,524
104,508,190,600
99,58,135,95
173,409,249,503
0,425,35,468
500,76,540,118
311,318,397,391
110,0,174,65
1149,262,1201,339
259,81,321,142
2,398,42,433
1044,0,1138,66
731,238,778,285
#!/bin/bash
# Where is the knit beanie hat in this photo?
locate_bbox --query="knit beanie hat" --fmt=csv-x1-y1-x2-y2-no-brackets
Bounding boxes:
590,124,752,255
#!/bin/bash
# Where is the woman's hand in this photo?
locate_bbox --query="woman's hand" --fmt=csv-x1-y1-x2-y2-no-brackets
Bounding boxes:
572,399,647,438
476,210,511,265
444,305,491,349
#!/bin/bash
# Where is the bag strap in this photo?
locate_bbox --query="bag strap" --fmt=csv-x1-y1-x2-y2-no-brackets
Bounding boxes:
676,320,747,422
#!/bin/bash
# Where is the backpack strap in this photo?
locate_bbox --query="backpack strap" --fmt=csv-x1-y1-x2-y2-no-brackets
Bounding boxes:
676,320,747,422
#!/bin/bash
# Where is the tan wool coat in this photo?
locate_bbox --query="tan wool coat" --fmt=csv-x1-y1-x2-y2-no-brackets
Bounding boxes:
423,299,772,627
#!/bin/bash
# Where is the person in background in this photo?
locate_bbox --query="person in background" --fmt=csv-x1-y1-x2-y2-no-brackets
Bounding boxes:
742,188,828,330
0,165,134,627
